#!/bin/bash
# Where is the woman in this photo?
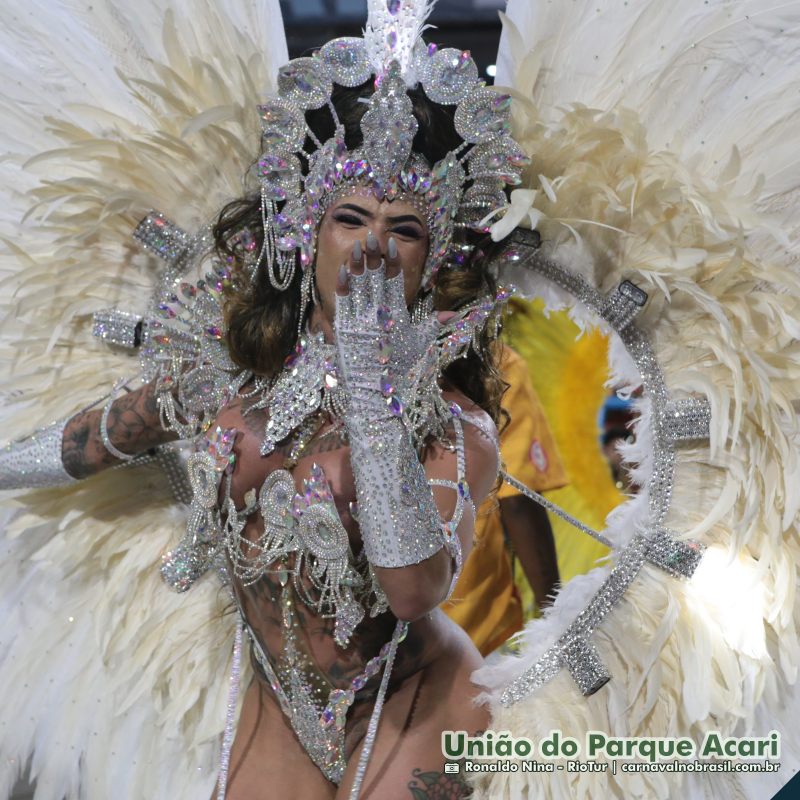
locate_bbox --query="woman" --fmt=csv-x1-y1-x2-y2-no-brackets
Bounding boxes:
202,80,507,797
3,2,799,799
7,53,524,794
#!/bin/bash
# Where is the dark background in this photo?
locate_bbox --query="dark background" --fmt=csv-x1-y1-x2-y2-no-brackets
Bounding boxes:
279,0,504,81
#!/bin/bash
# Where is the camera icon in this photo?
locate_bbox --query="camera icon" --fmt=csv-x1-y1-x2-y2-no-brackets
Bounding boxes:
444,763,460,774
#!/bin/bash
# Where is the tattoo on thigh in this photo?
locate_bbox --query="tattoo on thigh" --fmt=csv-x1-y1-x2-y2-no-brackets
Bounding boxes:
407,763,473,799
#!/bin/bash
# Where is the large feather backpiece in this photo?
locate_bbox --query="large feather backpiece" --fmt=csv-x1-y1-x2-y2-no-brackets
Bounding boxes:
475,1,800,798
0,2,287,798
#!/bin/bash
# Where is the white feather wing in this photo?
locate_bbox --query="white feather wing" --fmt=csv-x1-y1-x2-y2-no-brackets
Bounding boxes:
0,1,287,797
477,2,800,798
496,0,800,262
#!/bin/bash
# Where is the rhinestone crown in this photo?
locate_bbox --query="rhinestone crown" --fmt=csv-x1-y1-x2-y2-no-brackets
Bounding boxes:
253,0,528,291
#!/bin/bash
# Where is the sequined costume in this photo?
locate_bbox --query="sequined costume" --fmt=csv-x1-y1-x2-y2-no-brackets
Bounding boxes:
211,405,479,784
1,1,799,799
159,279,510,795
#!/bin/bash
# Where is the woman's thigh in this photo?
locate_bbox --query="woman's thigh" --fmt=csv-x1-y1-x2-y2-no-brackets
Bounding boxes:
336,624,488,799
214,677,337,800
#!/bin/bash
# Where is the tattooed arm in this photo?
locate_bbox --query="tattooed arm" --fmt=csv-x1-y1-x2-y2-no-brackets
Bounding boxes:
62,380,178,479
0,379,179,489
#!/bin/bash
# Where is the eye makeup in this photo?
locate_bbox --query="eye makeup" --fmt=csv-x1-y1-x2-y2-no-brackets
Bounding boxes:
331,202,426,240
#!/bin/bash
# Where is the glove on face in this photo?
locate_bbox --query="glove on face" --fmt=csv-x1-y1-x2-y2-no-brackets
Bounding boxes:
334,262,444,569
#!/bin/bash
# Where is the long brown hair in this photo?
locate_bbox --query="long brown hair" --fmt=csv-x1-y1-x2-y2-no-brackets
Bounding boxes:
214,80,509,427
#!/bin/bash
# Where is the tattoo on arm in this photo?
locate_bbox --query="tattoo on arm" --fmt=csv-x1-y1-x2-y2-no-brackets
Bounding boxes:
242,407,267,438
61,381,177,479
296,430,348,458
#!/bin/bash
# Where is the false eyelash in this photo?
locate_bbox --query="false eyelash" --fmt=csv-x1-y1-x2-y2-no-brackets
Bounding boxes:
332,213,364,226
391,226,424,239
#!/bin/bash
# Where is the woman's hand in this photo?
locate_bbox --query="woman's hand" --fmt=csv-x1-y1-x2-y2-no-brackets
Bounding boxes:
333,235,439,418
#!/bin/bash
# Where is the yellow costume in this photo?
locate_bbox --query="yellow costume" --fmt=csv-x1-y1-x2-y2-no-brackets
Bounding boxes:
502,300,622,613
442,346,567,655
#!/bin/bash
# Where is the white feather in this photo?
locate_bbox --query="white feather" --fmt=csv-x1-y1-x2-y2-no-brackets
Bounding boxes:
0,1,282,796
364,0,437,84
475,2,800,797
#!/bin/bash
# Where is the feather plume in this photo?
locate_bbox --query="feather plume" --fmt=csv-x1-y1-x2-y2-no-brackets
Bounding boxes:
364,0,437,84
0,1,286,796
475,1,800,797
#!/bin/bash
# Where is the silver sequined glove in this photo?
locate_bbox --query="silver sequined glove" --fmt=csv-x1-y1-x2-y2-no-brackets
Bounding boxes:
0,418,77,490
335,262,444,569
334,261,439,419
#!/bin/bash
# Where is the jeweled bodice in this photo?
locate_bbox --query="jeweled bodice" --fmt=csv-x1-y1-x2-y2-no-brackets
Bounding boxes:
159,344,480,785
212,417,400,783
225,458,389,647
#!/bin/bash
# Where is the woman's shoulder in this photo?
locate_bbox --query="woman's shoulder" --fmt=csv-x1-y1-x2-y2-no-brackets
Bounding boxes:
437,387,499,505
440,386,499,447
213,395,265,446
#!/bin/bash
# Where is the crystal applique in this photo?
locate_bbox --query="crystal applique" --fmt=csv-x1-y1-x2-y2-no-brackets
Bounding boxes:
360,63,418,188
160,537,218,593
257,99,308,150
663,398,712,441
179,365,228,415
454,88,513,143
92,308,142,349
424,48,480,105
318,37,372,88
600,279,649,331
277,57,332,110
562,636,611,696
257,151,302,202
133,211,191,264
160,428,237,592
645,526,705,579
258,332,334,456
468,138,528,182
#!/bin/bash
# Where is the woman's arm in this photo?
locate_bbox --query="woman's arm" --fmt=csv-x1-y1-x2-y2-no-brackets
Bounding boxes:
501,495,560,608
62,380,178,478
371,414,499,621
0,380,178,488
333,258,500,621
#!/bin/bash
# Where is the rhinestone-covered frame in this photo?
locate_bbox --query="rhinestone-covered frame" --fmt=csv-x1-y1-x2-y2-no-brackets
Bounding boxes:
495,229,710,704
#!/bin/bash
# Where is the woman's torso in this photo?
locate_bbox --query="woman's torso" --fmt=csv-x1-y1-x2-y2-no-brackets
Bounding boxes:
215,397,465,743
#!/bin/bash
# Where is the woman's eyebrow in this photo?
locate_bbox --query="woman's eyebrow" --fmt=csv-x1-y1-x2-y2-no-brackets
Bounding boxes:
335,203,423,227
386,213,424,225
337,202,373,217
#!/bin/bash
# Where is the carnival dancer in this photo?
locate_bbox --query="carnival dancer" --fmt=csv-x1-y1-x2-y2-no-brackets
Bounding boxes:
0,3,527,796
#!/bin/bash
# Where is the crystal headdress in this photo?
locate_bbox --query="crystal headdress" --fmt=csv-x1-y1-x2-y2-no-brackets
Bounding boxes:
253,0,528,294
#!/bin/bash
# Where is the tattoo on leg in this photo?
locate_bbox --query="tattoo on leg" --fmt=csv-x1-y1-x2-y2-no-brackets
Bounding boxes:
407,762,473,799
